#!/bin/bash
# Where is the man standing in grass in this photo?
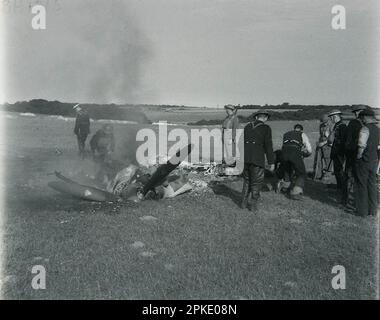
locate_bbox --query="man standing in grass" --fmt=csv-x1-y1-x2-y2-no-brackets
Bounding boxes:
353,109,379,216
241,110,274,212
328,109,347,205
344,105,366,208
313,114,332,180
222,104,240,167
73,104,91,159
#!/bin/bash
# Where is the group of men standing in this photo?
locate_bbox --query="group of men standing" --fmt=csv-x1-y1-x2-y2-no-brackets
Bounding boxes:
327,106,379,216
222,105,379,217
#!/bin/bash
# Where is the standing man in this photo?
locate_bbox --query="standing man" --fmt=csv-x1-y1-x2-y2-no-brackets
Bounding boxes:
222,104,240,167
344,105,366,207
353,109,379,216
328,109,347,204
281,124,312,199
313,114,332,179
73,104,90,158
241,110,275,212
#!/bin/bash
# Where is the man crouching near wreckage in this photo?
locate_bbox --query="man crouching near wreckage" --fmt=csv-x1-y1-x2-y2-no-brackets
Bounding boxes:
277,124,312,199
241,110,275,212
90,124,116,182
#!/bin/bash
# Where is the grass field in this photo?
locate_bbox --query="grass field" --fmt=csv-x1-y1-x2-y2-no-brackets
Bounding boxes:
143,106,301,124
0,111,378,299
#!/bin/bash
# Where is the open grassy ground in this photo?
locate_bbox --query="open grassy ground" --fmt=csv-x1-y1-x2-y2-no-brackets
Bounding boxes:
143,106,301,124
0,112,378,299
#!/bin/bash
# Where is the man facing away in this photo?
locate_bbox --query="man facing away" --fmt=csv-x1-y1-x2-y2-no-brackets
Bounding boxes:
73,104,91,158
222,104,240,167
353,109,379,217
281,124,312,199
241,110,275,212
327,109,347,204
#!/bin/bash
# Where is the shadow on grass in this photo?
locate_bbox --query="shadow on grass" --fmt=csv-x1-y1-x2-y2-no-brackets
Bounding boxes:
304,178,341,209
209,174,343,211
209,181,242,208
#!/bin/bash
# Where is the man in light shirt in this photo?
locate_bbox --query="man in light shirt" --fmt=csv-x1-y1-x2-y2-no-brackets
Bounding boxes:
222,104,240,166
353,109,379,216
280,124,312,199
313,114,332,179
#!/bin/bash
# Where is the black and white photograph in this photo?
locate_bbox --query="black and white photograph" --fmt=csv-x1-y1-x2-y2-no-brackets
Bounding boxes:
0,0,379,303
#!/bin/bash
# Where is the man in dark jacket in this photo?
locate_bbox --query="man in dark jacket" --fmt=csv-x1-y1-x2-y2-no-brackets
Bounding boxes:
241,110,275,212
328,109,347,204
353,109,379,216
344,105,366,207
281,124,312,199
73,104,90,158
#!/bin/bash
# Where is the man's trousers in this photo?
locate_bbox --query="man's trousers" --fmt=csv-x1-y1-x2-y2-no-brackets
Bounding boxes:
354,159,378,216
76,133,88,156
242,163,265,201
332,153,347,203
282,147,306,189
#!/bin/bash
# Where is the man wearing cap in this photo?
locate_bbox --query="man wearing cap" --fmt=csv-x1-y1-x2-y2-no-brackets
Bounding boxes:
73,104,91,158
222,105,240,166
353,109,379,216
327,109,347,204
280,124,312,199
241,110,275,212
344,105,366,207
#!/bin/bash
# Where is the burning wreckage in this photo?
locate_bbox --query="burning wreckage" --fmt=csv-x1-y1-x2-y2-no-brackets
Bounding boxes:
48,144,220,203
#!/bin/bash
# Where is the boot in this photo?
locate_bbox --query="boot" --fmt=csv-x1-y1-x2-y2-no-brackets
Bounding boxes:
290,186,303,200
248,194,258,213
240,181,250,209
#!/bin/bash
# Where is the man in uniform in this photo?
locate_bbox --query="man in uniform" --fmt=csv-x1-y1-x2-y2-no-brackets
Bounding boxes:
280,124,312,199
73,104,91,158
328,109,347,204
241,110,275,212
353,109,379,216
344,105,366,207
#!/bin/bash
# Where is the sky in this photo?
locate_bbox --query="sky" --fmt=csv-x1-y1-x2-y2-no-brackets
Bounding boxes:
1,0,380,107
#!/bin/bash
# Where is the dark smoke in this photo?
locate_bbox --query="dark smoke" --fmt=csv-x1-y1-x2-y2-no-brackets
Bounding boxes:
5,0,153,103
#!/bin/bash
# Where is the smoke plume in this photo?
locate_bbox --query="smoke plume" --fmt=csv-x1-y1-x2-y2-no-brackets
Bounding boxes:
4,0,153,103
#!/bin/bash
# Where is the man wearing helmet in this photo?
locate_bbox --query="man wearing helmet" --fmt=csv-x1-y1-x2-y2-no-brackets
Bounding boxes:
241,110,275,212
